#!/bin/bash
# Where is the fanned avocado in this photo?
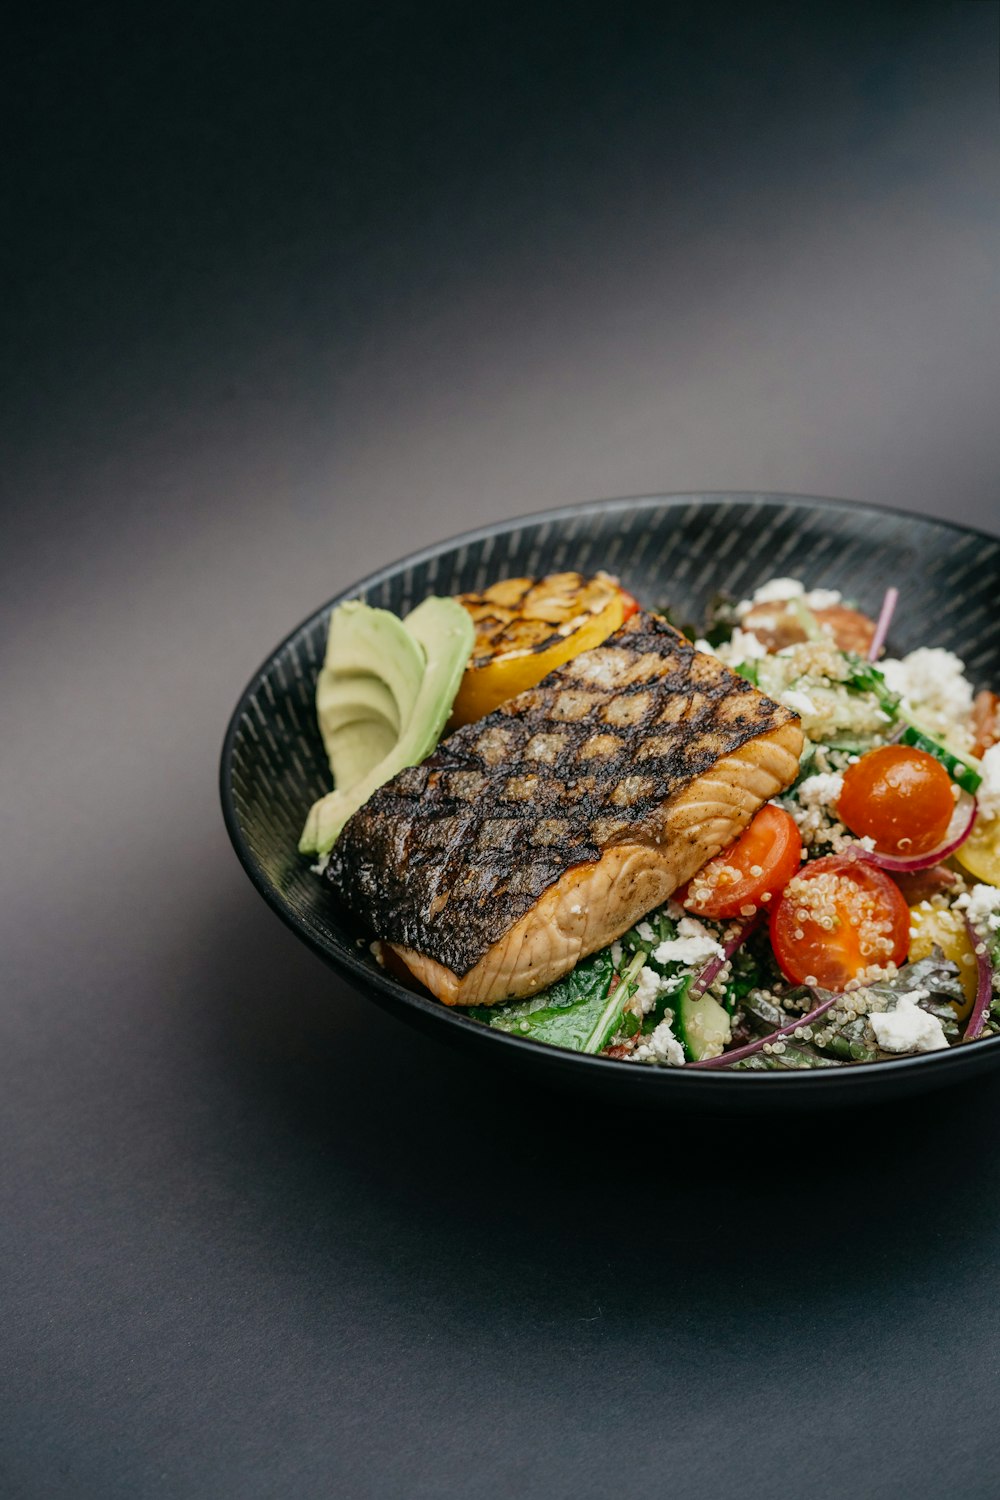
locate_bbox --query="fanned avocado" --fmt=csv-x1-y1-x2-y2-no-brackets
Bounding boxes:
319,673,404,792
300,595,474,856
315,601,424,789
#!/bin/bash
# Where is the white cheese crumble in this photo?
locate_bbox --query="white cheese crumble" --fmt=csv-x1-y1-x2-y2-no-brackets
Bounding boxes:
955,883,1000,933
782,688,818,717
869,991,948,1053
797,771,844,811
707,627,770,668
629,1018,686,1066
636,921,656,942
804,588,843,610
977,744,1000,821
735,577,805,616
880,648,975,752
653,916,724,969
630,966,664,1016
610,940,624,968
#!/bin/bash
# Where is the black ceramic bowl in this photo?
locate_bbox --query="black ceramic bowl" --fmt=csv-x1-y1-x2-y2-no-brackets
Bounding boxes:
221,493,1000,1110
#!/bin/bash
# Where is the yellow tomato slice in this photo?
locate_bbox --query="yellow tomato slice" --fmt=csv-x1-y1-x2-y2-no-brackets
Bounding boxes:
450,574,628,727
954,815,1000,887
908,900,979,1017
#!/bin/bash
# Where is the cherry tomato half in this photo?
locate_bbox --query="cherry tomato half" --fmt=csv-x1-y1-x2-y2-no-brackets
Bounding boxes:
769,854,910,991
619,587,641,622
683,805,802,920
837,745,955,857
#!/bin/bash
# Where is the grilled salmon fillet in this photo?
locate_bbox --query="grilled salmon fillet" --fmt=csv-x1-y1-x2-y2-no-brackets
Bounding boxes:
326,612,803,1005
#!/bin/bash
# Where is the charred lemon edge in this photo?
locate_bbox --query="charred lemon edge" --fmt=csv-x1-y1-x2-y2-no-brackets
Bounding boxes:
450,572,627,727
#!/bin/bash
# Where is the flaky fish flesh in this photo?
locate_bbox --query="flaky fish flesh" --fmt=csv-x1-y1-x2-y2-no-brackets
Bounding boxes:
326,612,803,1004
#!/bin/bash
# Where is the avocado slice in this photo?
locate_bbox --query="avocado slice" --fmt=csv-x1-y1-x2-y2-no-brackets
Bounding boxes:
299,595,474,856
318,673,402,791
317,604,423,738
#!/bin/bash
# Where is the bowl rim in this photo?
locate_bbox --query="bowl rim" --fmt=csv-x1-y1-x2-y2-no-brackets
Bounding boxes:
219,489,1000,1095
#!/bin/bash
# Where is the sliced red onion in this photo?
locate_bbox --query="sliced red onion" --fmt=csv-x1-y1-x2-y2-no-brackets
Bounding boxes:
689,993,840,1069
962,916,995,1042
867,586,898,661
851,791,977,874
689,912,763,997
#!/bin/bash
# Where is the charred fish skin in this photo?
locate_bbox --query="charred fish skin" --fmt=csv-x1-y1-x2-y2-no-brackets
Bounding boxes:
326,612,799,977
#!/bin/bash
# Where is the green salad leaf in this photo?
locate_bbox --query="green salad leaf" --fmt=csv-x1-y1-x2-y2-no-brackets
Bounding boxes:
468,949,632,1054
841,653,901,718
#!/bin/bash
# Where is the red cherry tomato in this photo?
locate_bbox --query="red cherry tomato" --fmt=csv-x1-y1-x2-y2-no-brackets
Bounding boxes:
837,745,955,856
769,854,910,990
683,805,803,919
619,588,640,621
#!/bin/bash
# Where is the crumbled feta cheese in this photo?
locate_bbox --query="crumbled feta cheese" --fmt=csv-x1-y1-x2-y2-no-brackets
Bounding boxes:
678,915,719,943
955,883,1000,933
977,744,1000,821
652,936,718,966
782,688,818,717
880,648,975,752
637,921,656,942
869,991,948,1053
629,1017,686,1066
653,916,724,969
631,965,664,1015
735,578,805,617
610,940,624,968
804,588,842,610
797,771,844,811
711,627,770,668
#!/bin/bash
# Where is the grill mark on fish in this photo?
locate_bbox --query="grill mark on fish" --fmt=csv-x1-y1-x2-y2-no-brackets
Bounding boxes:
326,613,799,978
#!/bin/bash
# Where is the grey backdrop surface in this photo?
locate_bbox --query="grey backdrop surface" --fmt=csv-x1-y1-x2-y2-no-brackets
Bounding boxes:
2,4,1000,1497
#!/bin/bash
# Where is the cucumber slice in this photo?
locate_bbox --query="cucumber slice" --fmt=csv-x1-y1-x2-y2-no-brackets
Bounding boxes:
674,984,732,1061
898,722,983,794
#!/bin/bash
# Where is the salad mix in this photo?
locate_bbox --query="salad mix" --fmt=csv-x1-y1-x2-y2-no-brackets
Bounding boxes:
306,571,1000,1072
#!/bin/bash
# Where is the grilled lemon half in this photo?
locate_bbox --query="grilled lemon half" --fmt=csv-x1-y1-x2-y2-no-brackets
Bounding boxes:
450,571,634,726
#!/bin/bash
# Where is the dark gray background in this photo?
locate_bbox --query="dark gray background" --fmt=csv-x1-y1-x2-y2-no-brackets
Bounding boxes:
3,3,1000,1496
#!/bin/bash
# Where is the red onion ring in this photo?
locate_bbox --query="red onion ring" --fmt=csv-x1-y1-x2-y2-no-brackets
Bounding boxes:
962,916,995,1042
850,791,977,874
689,912,763,998
689,993,840,1069
867,586,898,662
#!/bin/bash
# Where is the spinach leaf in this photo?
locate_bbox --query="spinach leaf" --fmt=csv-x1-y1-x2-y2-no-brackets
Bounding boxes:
864,953,964,1037
621,911,677,957
732,1044,841,1070
468,949,621,1053
700,591,741,648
